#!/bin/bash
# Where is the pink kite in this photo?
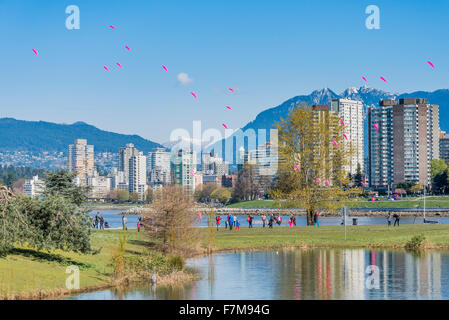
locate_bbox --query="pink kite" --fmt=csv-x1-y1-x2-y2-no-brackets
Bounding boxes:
125,46,131,51
229,88,234,93
190,92,197,99
427,61,435,68
380,76,387,83
222,123,228,129
162,65,168,72
190,170,195,176
316,178,321,184
198,212,202,220
109,25,115,30
343,133,348,140
104,66,109,71
324,179,330,186
32,49,38,56
362,76,367,82
293,164,300,171
340,119,345,126
226,106,232,110
116,62,122,68
373,123,379,131
332,140,338,147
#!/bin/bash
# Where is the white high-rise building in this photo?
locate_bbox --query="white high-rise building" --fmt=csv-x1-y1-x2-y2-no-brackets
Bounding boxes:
129,151,147,199
147,148,171,186
331,98,364,175
24,175,45,197
87,172,111,199
172,149,196,193
67,139,94,186
118,143,139,184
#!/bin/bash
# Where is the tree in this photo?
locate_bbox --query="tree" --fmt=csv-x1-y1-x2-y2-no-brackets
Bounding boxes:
116,189,130,203
410,184,424,195
353,163,363,187
431,159,449,193
12,178,25,195
396,181,416,195
129,191,140,203
270,103,359,225
144,185,199,254
194,183,218,203
232,163,259,201
44,170,90,206
211,187,232,204
106,189,118,202
144,187,153,204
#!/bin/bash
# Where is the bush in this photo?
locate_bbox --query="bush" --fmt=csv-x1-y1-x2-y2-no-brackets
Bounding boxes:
168,255,185,271
405,234,426,250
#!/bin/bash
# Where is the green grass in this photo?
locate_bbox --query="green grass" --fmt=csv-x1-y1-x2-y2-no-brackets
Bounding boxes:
227,196,449,209
209,224,449,250
0,229,147,297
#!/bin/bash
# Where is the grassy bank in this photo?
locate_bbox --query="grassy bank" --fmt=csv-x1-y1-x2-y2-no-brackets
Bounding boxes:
0,229,195,299
209,224,449,251
226,196,449,209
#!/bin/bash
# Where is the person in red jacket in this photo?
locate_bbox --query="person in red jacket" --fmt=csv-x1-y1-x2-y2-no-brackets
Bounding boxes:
216,215,222,231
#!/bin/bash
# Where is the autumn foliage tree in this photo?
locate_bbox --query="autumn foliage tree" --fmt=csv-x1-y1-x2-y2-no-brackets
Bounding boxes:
271,103,360,225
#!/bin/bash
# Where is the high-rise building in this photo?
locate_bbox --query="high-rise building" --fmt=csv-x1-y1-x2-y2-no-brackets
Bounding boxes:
368,98,439,190
24,175,45,197
67,139,94,185
439,131,449,162
330,98,364,175
118,143,138,184
129,151,147,199
147,147,171,186
172,149,196,193
201,151,229,176
87,172,111,199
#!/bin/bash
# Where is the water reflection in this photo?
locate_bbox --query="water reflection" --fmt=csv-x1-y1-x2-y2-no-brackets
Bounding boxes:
68,248,449,300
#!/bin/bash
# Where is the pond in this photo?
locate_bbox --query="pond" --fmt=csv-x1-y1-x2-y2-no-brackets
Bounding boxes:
68,248,449,300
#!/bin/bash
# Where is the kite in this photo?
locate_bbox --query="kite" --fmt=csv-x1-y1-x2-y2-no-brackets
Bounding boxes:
190,170,195,176
373,123,379,131
104,66,109,71
162,65,168,71
427,61,435,68
293,165,300,171
324,179,330,186
332,140,338,147
116,62,122,68
229,88,234,93
362,76,367,82
340,119,345,126
380,76,387,83
32,49,38,55
222,123,228,129
125,46,131,51
343,133,348,140
109,25,115,29
316,178,321,183
226,106,232,110
190,92,197,99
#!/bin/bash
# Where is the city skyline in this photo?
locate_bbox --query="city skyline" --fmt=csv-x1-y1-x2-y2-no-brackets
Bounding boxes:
1,0,448,143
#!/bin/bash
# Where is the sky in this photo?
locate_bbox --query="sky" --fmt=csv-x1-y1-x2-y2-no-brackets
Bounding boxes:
0,0,448,144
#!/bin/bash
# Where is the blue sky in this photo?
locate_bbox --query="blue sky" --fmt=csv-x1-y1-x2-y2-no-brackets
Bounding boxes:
0,0,448,143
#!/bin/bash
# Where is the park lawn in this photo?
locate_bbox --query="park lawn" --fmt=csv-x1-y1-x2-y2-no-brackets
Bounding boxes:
226,196,449,209
0,229,147,297
210,224,449,250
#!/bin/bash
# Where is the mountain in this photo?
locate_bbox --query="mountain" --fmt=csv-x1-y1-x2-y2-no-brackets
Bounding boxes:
209,87,449,161
0,118,163,153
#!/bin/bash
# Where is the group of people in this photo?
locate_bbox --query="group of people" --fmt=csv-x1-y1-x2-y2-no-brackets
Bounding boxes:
215,214,298,230
387,212,400,226
90,212,109,229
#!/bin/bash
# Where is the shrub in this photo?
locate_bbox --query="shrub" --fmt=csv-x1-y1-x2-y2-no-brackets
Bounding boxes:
405,234,426,250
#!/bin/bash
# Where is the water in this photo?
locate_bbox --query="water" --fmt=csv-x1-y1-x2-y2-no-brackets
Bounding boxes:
68,248,449,300
87,210,140,229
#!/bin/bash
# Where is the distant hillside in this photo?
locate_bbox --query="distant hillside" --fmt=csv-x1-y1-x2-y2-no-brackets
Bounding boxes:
0,118,163,153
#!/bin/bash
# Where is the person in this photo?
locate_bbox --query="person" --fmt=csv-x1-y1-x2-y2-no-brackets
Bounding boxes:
393,213,400,226
234,215,237,227
276,215,282,226
387,212,392,227
229,214,234,230
268,215,274,228
95,212,101,229
292,215,297,226
122,215,128,231
261,214,266,228
236,219,240,231
225,215,229,229
216,215,222,231
99,215,104,230
288,216,292,227
314,212,320,227
104,221,110,229
248,215,253,228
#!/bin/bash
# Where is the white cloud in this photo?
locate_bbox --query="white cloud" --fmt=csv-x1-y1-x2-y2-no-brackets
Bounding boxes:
177,72,193,86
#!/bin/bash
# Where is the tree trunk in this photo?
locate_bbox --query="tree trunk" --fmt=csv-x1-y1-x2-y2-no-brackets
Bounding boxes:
306,208,315,226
